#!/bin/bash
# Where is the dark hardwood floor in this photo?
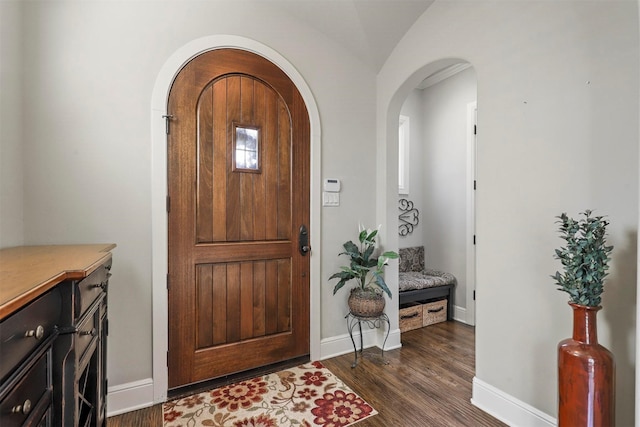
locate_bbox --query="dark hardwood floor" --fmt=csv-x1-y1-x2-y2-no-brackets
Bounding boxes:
108,321,506,426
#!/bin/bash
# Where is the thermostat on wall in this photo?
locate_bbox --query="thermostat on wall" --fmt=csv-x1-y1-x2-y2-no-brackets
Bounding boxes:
323,178,341,192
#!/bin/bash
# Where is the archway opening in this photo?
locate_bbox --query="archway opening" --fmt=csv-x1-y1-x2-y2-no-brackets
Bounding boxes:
397,61,477,326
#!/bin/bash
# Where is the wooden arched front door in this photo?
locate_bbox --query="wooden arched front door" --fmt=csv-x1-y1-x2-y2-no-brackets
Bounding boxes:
167,49,310,389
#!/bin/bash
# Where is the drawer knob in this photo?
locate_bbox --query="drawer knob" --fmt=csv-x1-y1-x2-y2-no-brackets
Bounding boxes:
79,328,97,337
91,281,107,290
11,399,32,415
25,325,45,340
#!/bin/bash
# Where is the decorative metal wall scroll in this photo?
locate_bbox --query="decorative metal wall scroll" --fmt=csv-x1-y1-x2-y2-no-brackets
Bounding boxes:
398,198,419,236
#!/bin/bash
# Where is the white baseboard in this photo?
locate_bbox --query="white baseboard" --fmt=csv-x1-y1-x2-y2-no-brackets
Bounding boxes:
472,377,556,427
107,377,155,417
320,328,401,360
454,305,467,323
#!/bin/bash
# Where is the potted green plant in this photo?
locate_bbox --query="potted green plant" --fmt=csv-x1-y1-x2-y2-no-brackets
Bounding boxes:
329,225,398,317
551,210,615,426
551,210,614,306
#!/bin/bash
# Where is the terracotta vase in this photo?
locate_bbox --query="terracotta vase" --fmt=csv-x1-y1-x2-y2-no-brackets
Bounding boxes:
558,303,615,427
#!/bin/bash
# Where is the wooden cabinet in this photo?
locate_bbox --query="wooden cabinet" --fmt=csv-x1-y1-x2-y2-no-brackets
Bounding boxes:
0,288,60,426
0,245,115,427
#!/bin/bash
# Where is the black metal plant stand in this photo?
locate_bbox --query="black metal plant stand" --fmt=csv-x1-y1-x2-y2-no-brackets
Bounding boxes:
345,312,390,368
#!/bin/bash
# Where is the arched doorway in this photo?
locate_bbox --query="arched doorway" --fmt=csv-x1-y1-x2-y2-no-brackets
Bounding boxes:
166,48,311,389
375,58,476,334
397,62,477,326
150,35,322,403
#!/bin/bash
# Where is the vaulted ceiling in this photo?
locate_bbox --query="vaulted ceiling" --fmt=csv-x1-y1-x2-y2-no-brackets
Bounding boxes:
271,0,435,71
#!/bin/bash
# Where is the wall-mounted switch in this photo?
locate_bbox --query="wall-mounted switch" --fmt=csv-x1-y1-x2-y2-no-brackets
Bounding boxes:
323,191,340,207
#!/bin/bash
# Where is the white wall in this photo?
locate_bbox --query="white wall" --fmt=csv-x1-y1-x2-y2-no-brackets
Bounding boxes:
378,1,638,425
421,68,477,310
14,0,378,399
399,89,425,249
0,1,24,247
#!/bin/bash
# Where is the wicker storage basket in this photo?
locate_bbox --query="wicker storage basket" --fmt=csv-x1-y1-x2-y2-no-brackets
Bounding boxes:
399,302,423,332
423,299,447,326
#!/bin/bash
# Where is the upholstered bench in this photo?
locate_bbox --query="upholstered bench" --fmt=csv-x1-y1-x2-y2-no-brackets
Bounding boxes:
398,246,456,321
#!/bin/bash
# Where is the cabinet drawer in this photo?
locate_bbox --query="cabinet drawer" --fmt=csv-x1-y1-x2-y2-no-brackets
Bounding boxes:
0,289,61,383
75,298,101,366
0,351,52,427
75,264,109,320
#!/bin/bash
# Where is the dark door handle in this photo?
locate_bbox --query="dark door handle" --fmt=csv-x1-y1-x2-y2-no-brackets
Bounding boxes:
299,225,310,255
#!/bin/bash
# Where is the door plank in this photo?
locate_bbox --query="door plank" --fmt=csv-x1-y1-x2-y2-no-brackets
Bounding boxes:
253,261,266,336
196,264,213,349
240,167,254,240
212,264,227,345
226,76,241,241
277,259,291,333
277,101,291,240
212,79,228,242
192,241,291,263
253,84,267,240
240,76,254,122
226,263,241,343
265,260,278,335
264,93,278,241
240,262,254,340
239,77,255,241
197,86,214,243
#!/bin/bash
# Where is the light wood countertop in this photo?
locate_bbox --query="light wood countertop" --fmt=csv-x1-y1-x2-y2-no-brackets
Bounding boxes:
0,244,116,319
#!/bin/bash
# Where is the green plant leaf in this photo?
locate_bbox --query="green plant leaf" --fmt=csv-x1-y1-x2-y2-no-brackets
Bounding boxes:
372,273,392,298
332,279,349,295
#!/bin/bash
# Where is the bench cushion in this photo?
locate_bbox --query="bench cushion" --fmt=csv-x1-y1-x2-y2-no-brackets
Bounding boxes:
399,246,424,273
398,269,457,292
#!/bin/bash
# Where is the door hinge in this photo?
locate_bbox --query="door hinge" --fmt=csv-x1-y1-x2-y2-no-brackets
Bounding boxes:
166,195,170,213
162,114,174,135
167,351,169,367
166,273,169,290
473,290,476,300
473,235,476,245
474,124,477,135
473,180,477,190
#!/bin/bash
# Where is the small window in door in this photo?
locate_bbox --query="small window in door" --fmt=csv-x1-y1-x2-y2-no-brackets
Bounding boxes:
233,124,260,172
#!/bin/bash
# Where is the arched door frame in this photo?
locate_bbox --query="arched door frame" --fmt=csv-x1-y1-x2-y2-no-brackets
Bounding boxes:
150,35,322,403
376,58,473,342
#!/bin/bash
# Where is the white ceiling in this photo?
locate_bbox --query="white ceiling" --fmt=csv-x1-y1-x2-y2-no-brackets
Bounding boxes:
270,0,436,71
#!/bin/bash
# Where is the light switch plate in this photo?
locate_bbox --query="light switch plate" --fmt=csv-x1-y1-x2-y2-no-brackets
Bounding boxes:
323,191,340,207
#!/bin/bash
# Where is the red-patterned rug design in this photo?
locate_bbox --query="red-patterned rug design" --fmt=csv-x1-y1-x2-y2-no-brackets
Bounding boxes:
163,361,377,427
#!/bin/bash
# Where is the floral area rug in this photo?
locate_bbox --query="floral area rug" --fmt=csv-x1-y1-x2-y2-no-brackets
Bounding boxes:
163,361,377,427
